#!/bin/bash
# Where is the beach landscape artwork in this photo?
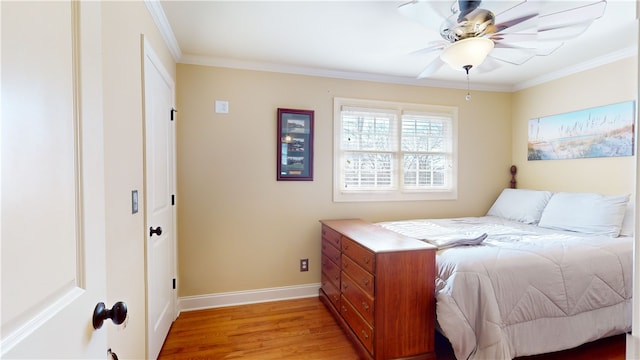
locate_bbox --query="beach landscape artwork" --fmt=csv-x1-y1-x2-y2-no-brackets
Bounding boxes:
528,101,635,161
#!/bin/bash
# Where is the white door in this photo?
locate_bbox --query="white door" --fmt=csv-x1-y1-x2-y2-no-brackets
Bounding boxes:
143,38,177,360
1,1,109,358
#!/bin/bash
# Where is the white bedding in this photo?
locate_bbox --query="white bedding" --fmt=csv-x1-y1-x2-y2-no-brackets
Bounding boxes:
378,216,632,360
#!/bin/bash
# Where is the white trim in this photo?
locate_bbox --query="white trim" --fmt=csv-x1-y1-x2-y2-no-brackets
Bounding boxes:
144,0,182,62
179,54,512,93
178,283,321,312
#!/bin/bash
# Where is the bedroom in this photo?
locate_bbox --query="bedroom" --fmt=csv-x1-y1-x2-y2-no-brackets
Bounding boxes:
1,1,637,359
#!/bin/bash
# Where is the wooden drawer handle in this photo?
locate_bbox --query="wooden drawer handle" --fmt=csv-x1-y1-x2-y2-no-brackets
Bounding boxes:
363,257,370,264
333,255,340,262
343,262,349,268
363,279,370,286
342,284,349,290
362,302,370,311
334,275,339,281
333,295,339,301
344,244,349,250
361,330,369,339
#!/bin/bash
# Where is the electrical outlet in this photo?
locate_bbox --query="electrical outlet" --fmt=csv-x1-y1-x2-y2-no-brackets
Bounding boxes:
300,258,309,272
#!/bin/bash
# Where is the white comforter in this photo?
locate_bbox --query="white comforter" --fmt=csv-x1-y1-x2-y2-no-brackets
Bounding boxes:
378,216,632,360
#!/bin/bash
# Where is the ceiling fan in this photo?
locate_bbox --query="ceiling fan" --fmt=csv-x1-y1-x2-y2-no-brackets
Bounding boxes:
399,0,608,79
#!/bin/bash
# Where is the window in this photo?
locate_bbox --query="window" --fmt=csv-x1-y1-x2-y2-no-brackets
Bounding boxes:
333,98,457,202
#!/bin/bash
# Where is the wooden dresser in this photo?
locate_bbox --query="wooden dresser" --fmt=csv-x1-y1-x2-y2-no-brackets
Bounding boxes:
319,219,437,360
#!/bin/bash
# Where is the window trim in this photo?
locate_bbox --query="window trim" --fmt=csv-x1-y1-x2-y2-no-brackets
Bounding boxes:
333,97,458,202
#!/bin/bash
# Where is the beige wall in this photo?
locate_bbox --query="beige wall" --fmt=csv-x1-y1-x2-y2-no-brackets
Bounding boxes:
512,57,637,195
176,65,512,296
102,2,175,358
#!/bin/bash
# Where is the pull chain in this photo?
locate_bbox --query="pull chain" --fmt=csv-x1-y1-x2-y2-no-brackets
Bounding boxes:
463,65,472,101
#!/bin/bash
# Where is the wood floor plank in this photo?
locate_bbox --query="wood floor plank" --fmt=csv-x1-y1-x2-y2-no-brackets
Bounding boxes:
158,296,625,360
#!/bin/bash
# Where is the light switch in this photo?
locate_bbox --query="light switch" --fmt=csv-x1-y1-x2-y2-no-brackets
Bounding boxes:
215,100,229,114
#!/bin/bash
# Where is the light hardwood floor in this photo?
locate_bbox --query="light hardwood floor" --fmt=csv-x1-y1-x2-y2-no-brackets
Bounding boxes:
158,296,625,360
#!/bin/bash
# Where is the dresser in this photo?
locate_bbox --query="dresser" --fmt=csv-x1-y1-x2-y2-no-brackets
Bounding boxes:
319,219,437,360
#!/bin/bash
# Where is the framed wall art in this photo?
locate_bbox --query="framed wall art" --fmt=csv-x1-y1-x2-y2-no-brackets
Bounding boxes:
528,101,635,160
277,108,314,181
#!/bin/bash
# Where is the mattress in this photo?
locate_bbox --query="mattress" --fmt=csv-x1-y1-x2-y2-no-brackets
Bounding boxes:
378,216,633,360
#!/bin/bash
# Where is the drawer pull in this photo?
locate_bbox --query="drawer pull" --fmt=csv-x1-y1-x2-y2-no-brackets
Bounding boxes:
343,262,349,268
344,244,349,250
363,279,370,286
334,275,339,281
363,257,370,264
361,329,369,339
334,255,340,261
362,302,370,311
342,284,349,290
333,295,339,301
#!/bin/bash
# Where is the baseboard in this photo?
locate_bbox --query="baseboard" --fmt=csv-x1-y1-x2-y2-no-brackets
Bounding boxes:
178,283,322,312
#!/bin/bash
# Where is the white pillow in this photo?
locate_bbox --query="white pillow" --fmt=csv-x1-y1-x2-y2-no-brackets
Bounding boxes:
619,200,635,237
486,188,553,224
538,192,630,237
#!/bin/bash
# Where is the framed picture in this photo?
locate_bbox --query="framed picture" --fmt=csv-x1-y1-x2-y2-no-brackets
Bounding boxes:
528,101,635,160
277,108,314,181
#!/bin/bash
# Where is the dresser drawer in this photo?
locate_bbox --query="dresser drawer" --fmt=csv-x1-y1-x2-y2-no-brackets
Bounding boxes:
341,295,374,355
322,254,341,288
342,254,374,297
342,237,375,273
322,225,342,249
322,237,341,266
321,273,341,310
341,272,374,325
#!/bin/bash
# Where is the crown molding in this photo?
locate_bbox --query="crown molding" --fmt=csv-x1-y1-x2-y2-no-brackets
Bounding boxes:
144,0,182,62
179,54,513,93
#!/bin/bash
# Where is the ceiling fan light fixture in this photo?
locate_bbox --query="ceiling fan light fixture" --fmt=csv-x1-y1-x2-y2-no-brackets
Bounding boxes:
440,37,494,70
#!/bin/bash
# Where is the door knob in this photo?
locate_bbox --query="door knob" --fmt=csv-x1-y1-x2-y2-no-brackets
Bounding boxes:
150,226,162,237
92,301,128,329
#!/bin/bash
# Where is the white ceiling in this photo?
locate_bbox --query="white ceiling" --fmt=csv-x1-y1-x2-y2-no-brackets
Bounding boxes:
157,0,638,91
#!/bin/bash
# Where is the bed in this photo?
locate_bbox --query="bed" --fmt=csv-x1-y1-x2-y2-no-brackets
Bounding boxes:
377,188,633,360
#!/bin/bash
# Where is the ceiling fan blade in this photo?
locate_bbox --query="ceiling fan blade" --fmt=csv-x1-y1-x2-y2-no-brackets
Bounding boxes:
490,1,540,33
490,32,537,42
398,0,451,31
474,56,501,74
417,57,445,79
409,40,448,56
492,12,538,33
538,1,606,32
538,21,598,41
494,40,564,56
489,46,536,65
